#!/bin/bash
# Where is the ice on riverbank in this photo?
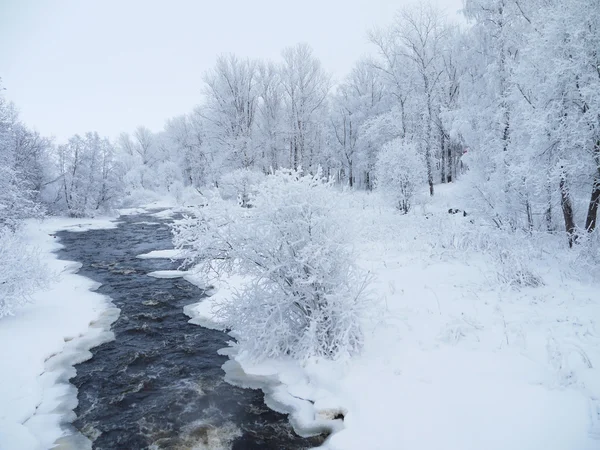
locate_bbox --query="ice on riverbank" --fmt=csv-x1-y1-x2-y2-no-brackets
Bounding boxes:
147,270,205,290
137,249,188,259
0,217,119,450
182,274,249,331
147,270,188,278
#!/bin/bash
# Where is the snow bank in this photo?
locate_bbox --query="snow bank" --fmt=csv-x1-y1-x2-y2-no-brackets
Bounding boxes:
136,249,188,259
0,217,119,450
183,274,247,331
182,186,600,450
147,270,188,279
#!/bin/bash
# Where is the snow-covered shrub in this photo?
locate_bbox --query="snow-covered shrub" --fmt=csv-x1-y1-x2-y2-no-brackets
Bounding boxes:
0,227,47,318
375,138,426,213
0,165,44,229
218,168,265,207
417,213,545,288
173,169,369,360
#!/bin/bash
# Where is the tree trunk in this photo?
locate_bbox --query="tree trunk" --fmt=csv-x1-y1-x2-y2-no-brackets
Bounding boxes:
584,141,600,232
585,171,600,232
440,132,446,184
424,76,434,196
349,160,353,188
560,172,577,247
447,140,453,183
525,199,533,232
545,179,553,232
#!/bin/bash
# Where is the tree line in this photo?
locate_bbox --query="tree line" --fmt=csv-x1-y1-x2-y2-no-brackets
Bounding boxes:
1,0,598,245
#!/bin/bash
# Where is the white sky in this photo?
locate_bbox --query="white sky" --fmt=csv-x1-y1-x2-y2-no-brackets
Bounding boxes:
0,0,463,143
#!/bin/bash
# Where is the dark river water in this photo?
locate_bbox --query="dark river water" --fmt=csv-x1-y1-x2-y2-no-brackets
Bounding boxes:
56,211,324,450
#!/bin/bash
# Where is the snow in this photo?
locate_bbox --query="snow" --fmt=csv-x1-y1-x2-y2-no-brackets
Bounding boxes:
182,185,600,450
118,198,179,216
147,270,187,279
147,270,206,291
184,274,249,331
136,249,188,259
4,185,597,450
0,217,118,450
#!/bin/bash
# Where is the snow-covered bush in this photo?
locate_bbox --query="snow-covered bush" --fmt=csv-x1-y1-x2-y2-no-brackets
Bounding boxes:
0,165,44,229
173,169,369,360
416,213,546,288
0,227,47,318
375,139,426,213
218,168,265,207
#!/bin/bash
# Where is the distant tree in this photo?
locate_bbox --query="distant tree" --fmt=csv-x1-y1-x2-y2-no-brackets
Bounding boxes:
369,4,449,196
255,60,285,171
57,132,121,217
218,168,265,207
164,112,207,187
280,44,331,172
200,54,260,178
330,58,387,188
375,138,426,213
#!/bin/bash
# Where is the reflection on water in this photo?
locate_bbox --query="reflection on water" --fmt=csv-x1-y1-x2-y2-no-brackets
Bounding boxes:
57,212,324,449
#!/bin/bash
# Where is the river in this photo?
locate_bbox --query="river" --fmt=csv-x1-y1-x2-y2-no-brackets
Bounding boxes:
56,210,324,449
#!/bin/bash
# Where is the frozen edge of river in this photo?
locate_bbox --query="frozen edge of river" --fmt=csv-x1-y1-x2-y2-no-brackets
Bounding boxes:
183,291,344,449
0,217,120,450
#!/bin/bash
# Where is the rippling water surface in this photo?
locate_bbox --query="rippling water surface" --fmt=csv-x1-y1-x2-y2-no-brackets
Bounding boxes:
57,211,323,449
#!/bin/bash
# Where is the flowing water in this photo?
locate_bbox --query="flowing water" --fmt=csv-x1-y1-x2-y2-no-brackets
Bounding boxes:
57,211,324,449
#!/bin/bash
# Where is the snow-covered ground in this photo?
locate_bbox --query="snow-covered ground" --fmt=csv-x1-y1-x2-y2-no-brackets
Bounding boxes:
0,196,204,450
3,190,598,450
0,217,118,450
185,185,600,450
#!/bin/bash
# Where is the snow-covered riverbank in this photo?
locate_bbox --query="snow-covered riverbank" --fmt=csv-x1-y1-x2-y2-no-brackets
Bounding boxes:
0,217,119,450
183,186,600,450
4,191,598,450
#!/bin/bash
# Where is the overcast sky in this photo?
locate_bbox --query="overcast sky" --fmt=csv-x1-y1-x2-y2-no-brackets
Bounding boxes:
0,0,463,143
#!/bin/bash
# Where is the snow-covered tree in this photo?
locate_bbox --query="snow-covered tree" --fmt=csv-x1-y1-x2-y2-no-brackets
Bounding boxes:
0,92,46,227
370,4,450,196
511,0,600,242
0,85,50,317
218,168,265,207
173,169,369,360
200,54,260,177
57,132,122,217
280,44,332,172
255,60,285,171
445,0,529,229
375,138,426,213
163,112,207,188
330,58,387,188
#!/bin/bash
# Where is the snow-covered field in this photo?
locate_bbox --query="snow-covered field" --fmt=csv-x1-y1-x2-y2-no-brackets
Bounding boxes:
186,185,600,450
0,217,118,450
